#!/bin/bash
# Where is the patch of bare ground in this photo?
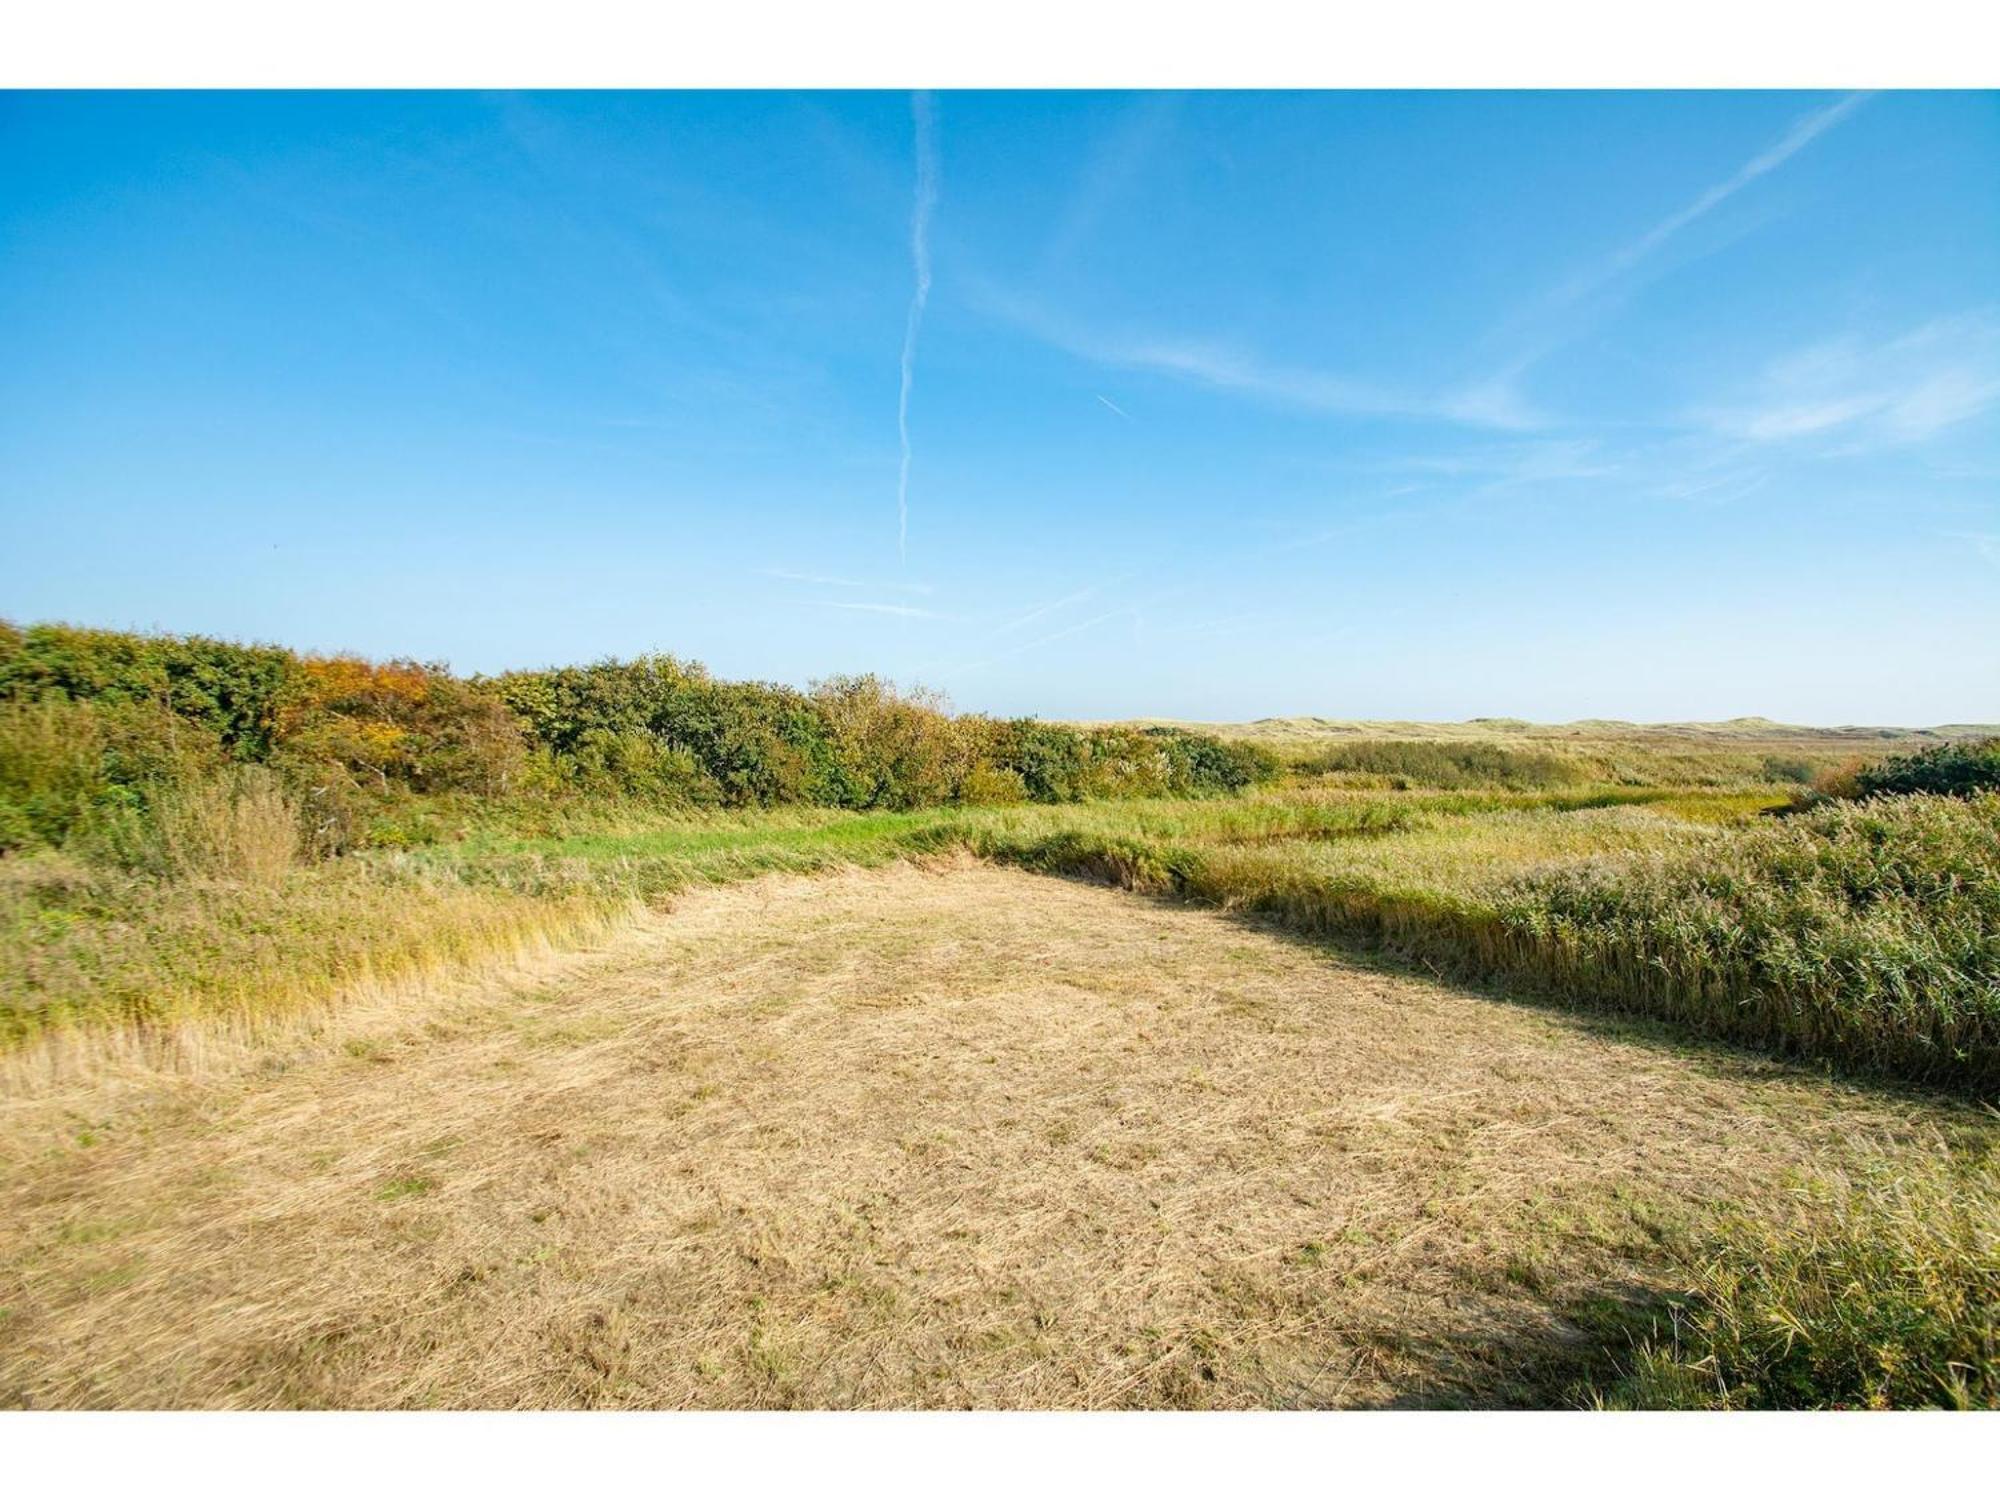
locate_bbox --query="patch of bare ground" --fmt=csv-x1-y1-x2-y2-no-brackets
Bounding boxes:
0,856,1978,1408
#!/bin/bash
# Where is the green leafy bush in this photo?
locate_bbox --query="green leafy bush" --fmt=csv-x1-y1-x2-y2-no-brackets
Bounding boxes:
0,622,1278,841
0,697,230,855
493,655,839,808
810,674,975,810
1856,738,2000,800
0,620,295,757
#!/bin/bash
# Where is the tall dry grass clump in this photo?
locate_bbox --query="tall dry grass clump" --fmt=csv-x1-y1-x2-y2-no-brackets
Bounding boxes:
148,766,301,883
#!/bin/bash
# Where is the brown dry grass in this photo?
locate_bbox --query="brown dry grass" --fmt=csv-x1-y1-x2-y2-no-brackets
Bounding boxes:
0,857,1980,1409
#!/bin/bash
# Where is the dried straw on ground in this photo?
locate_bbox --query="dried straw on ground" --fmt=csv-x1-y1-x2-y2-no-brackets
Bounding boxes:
0,858,1969,1408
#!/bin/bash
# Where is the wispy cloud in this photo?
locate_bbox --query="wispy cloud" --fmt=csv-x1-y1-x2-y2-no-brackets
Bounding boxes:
947,605,1135,676
1700,312,2000,450
1039,94,1181,275
896,92,940,562
1549,93,1871,318
818,600,945,620
974,282,1541,432
1652,468,1771,507
988,585,1098,639
764,568,933,595
1942,531,2000,570
1386,439,1619,488
1469,93,1874,406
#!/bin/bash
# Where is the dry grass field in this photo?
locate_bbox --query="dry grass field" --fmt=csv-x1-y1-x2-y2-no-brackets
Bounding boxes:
1,856,1976,1409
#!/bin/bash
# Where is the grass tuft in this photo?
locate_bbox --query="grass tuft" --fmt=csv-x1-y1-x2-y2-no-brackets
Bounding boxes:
1598,1144,2000,1409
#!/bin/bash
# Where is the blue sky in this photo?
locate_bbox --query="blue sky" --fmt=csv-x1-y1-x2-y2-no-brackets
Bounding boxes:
2,90,1996,723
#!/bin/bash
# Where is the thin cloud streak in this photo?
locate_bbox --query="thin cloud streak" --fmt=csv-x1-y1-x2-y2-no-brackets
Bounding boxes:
970,281,1543,432
1471,93,1873,400
1698,312,2000,451
946,606,1134,676
764,568,934,595
896,92,940,563
1039,94,1181,276
986,586,1100,641
1095,393,1132,420
818,600,945,620
1572,92,1870,306
1943,531,2000,571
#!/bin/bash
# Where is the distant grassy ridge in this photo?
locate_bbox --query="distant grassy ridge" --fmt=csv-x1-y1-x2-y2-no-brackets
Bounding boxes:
1103,713,2000,746
1082,715,1998,797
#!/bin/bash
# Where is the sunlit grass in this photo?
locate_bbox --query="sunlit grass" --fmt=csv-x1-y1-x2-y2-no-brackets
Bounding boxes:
1599,1142,2000,1410
4,772,1995,1410
5,780,1993,1096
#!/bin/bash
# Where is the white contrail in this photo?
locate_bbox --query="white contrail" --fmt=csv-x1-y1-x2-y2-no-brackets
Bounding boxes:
1554,92,1871,314
897,91,940,563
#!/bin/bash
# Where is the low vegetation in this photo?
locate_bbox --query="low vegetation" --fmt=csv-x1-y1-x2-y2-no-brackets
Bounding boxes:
3,618,1996,1409
1600,1144,2000,1410
944,790,2000,1094
1293,738,1584,789
1854,737,2000,801
4,860,1983,1409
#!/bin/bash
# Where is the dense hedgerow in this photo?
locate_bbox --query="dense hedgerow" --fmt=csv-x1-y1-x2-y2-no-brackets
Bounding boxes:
0,622,1275,861
0,620,294,758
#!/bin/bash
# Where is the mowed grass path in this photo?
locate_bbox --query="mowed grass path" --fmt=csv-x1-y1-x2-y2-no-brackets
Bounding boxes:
1,860,1978,1409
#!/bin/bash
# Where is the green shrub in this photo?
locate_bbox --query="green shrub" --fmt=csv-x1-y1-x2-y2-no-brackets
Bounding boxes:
0,697,230,855
493,655,843,808
988,719,1090,802
1149,727,1279,793
557,728,721,805
4,624,1275,822
0,699,106,850
810,674,972,810
1758,754,1821,784
978,722,1270,804
1856,739,2000,800
958,764,1029,806
0,620,295,757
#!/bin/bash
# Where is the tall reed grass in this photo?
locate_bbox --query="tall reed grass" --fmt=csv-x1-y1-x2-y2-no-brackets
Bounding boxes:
956,791,2000,1094
1599,1143,2000,1409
